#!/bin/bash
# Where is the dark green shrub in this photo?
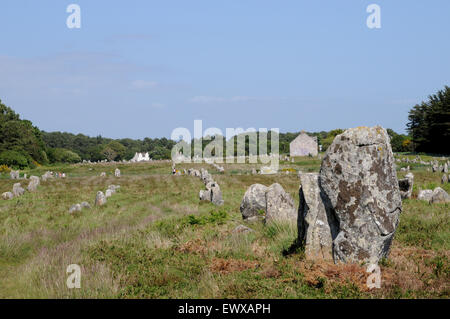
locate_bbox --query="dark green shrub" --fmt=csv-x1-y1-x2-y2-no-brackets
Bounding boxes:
0,150,28,169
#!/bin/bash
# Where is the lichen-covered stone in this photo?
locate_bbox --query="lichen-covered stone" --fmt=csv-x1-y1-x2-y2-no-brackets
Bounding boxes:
418,189,433,202
239,184,268,219
12,183,25,197
27,176,40,192
319,126,402,264
95,191,107,206
200,182,224,206
298,173,336,261
2,192,13,200
265,183,296,223
430,187,450,204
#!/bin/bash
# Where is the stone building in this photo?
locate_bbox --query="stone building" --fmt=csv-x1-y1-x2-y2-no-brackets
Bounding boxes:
290,131,318,157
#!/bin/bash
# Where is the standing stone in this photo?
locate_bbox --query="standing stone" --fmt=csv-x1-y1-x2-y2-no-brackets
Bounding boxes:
239,184,268,220
297,173,336,261
319,126,402,264
199,189,211,201
27,176,40,192
12,183,25,197
105,189,113,198
95,191,107,206
114,168,121,177
265,183,296,223
430,187,450,204
41,171,53,181
208,182,224,206
441,174,448,184
100,172,106,177
444,163,448,173
200,182,224,206
10,171,19,179
418,190,433,202
2,192,14,200
398,173,414,199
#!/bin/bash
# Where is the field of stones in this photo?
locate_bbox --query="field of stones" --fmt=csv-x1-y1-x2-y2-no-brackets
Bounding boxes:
0,130,448,299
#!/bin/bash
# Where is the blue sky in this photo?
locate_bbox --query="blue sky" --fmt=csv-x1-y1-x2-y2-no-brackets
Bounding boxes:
0,0,449,139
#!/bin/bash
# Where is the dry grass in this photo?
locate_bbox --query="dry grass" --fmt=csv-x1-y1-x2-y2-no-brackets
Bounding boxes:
0,155,448,298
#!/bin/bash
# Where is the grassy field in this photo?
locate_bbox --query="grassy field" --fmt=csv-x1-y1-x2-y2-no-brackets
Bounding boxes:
0,155,448,298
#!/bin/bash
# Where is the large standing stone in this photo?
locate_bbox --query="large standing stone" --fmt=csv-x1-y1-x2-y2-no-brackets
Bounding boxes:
239,184,268,219
297,173,336,261
319,126,402,264
265,183,296,223
12,183,25,197
398,173,414,199
95,191,107,206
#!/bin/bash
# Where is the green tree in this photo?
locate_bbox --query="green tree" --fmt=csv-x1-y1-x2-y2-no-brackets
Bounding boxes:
406,86,450,154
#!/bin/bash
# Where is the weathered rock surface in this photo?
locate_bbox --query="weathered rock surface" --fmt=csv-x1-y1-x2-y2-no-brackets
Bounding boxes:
199,182,224,206
319,126,402,264
27,176,40,192
41,171,53,181
418,189,433,202
297,173,336,261
430,187,450,204
2,192,13,200
239,184,268,219
95,191,107,206
265,183,296,223
105,189,113,198
442,174,448,184
232,225,253,234
10,170,19,179
69,204,82,214
399,173,414,199
80,202,91,209
12,183,25,197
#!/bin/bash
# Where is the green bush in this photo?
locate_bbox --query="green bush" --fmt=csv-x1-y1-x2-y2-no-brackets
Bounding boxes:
47,148,81,163
0,150,28,169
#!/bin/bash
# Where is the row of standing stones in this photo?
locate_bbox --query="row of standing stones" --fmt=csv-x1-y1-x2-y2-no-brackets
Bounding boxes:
185,167,224,206
2,174,42,200
70,169,122,213
240,126,449,265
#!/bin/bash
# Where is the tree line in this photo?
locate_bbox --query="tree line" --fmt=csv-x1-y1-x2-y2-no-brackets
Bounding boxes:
3,87,444,169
